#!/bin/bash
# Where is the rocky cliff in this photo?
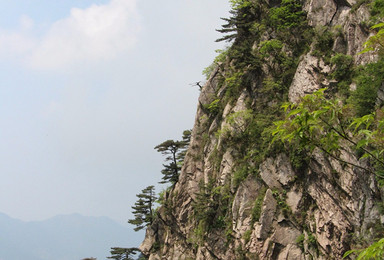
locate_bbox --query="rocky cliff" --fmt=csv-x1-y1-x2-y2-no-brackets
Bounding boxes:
140,0,384,259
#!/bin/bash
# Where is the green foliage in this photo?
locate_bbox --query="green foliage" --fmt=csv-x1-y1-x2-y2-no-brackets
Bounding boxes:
261,77,284,95
249,22,266,36
289,147,309,172
223,71,244,104
193,180,216,223
361,23,384,56
246,117,284,167
243,229,252,244
295,232,318,252
225,109,254,136
108,247,142,260
343,238,384,259
155,130,190,185
328,53,354,97
272,84,384,257
251,187,267,224
193,220,207,245
213,105,286,186
364,5,384,52
216,0,262,43
233,165,250,188
272,89,350,156
128,186,157,232
192,179,233,244
225,223,234,243
296,234,305,250
269,0,307,31
350,57,384,116
204,99,221,115
311,26,334,60
307,232,318,250
349,109,384,176
215,0,265,76
226,70,243,88
151,242,161,252
267,0,311,54
370,0,384,23
272,189,292,217
258,39,296,85
259,39,283,56
330,53,354,81
272,88,384,177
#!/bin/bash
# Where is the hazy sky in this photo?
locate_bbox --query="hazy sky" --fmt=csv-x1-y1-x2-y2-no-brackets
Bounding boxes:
0,0,230,224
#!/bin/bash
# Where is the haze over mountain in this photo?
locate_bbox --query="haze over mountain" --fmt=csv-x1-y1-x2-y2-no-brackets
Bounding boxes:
0,212,141,260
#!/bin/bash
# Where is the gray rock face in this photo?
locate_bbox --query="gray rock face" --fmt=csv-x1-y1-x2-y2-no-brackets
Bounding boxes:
288,53,330,103
304,0,338,26
290,0,373,103
140,1,383,259
232,176,262,237
260,154,296,189
255,189,277,240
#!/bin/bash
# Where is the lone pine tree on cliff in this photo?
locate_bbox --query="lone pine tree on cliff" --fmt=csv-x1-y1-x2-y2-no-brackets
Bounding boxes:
128,185,156,231
108,247,143,260
154,130,191,186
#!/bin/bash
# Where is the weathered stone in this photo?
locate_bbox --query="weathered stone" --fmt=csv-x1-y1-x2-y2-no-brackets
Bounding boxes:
271,225,301,246
140,225,157,255
288,53,331,103
260,153,296,190
304,0,337,26
376,83,384,107
219,150,234,185
232,176,262,238
255,189,277,240
286,189,302,214
148,253,161,260
277,244,304,260
196,247,215,260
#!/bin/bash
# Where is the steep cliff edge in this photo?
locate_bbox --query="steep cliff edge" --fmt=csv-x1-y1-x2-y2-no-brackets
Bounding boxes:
140,0,384,259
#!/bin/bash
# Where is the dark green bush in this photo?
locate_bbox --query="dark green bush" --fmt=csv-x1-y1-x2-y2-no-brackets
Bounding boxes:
269,0,307,31
349,58,384,116
330,53,354,81
371,0,384,22
312,26,334,60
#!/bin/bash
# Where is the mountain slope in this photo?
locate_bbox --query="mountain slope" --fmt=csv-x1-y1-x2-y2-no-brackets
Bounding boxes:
139,0,384,259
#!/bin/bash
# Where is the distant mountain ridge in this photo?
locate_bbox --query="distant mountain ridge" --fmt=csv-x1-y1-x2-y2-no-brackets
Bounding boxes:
0,212,142,260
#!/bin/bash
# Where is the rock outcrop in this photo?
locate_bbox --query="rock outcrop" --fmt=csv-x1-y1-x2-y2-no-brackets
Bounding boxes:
140,1,384,259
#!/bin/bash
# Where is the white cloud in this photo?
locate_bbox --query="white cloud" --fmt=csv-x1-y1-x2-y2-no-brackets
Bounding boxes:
0,15,37,59
0,0,140,70
19,15,34,30
0,30,35,58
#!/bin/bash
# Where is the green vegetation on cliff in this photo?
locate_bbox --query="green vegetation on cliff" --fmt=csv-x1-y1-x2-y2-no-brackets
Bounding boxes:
112,0,384,259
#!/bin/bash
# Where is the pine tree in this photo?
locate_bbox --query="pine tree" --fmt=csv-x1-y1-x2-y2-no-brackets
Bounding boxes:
154,130,191,186
128,186,157,231
108,247,142,260
216,0,261,43
177,130,191,162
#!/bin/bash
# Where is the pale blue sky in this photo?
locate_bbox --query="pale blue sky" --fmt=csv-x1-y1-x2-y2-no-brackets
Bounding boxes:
0,0,230,224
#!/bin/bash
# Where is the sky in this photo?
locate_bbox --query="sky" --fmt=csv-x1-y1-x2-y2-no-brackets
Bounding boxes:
0,0,230,225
